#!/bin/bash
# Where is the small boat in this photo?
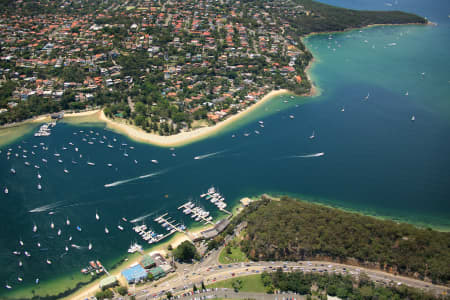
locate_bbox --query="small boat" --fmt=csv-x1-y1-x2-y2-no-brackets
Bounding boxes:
54,153,60,157
46,259,52,265
72,160,77,164
341,106,345,112
411,115,415,121
42,158,48,163
37,242,41,248
123,151,129,157
37,172,42,179
24,161,30,166
107,163,112,167
12,251,20,255
24,251,30,257
57,229,61,236
76,226,82,232
89,261,96,268
309,130,316,139
5,284,12,289
87,161,95,166
117,225,124,231
50,222,54,229
35,278,39,285
66,218,70,226
17,277,23,282
122,217,127,222
19,240,24,246
95,211,100,220
75,147,79,152
37,183,42,191
405,91,409,96
33,224,37,232
231,134,236,138
107,144,113,148
69,236,72,241
88,243,92,250
364,92,370,100
96,261,103,269
64,168,69,174
57,159,63,163
65,246,69,251
134,159,138,164
151,159,159,164
10,168,16,174
19,260,22,267
289,115,295,119
104,227,109,234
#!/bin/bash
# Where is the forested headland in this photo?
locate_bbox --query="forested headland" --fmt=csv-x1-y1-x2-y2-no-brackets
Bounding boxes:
230,196,450,285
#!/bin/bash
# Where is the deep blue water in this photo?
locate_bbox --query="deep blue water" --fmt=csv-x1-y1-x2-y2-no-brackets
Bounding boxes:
0,0,449,297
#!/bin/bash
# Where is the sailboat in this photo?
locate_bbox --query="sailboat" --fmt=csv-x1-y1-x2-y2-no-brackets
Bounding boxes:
309,130,316,139
57,229,61,236
66,218,70,226
405,91,409,96
35,278,39,285
37,172,42,179
364,92,370,100
411,115,416,121
341,106,345,112
37,183,42,191
104,227,109,234
95,211,100,220
88,243,92,250
50,222,54,229
33,224,37,232
4,187,9,194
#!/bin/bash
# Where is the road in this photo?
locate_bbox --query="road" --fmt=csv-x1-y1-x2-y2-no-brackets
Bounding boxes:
125,246,449,299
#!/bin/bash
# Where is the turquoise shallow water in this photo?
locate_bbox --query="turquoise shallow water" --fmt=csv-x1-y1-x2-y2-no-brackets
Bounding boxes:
0,0,449,297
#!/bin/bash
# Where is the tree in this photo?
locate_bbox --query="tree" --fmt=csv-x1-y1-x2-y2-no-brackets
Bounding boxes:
173,241,199,262
166,291,173,299
147,272,154,281
201,281,206,291
116,286,128,296
168,244,173,251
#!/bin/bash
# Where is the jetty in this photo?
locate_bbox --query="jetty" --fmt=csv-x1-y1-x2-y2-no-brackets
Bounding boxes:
178,202,214,225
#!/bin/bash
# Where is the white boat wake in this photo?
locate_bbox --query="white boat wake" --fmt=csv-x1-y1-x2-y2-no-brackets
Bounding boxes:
194,150,227,160
130,211,157,223
104,170,166,188
29,201,67,213
290,152,325,158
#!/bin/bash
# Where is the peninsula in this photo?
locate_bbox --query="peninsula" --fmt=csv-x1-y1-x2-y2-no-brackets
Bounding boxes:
0,0,426,138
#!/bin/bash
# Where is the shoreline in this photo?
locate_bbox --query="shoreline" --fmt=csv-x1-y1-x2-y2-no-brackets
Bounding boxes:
97,89,293,147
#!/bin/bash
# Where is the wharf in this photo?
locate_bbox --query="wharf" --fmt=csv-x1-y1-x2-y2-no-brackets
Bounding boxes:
178,203,214,225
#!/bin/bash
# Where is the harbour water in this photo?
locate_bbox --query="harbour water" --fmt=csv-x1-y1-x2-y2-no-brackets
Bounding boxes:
0,0,449,298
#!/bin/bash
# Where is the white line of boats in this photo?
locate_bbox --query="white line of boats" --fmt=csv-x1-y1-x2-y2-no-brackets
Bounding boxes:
200,186,227,210
34,122,56,137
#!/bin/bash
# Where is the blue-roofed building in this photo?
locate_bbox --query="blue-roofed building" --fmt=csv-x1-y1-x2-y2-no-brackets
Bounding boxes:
121,264,148,284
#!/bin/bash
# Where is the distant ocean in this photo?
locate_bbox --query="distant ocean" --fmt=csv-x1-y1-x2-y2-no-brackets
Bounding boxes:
0,0,449,298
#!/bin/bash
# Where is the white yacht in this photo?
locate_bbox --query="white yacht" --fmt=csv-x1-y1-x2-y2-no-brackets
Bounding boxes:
64,168,69,174
10,168,16,174
95,211,100,220
151,159,159,164
88,243,92,250
118,225,124,231
46,259,52,265
37,183,42,191
128,243,142,253
104,227,109,234
411,115,416,121
309,130,316,139
87,161,95,166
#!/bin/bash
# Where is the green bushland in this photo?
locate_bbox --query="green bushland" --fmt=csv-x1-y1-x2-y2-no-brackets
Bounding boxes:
231,196,450,284
262,269,446,300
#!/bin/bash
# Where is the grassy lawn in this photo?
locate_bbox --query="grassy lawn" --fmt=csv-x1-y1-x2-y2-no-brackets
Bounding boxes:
218,244,248,264
207,274,266,293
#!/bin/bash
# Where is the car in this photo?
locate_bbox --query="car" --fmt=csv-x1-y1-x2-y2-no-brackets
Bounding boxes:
232,273,235,276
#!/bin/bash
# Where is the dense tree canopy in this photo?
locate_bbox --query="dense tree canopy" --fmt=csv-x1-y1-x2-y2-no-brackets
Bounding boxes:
235,196,450,284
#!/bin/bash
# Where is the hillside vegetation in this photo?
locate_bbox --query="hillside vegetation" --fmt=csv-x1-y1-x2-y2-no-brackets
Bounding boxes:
234,196,450,284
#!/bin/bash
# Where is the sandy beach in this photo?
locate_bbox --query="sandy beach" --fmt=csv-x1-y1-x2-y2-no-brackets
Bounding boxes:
96,89,292,147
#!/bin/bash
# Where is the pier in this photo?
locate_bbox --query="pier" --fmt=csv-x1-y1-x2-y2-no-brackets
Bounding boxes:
178,202,214,225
